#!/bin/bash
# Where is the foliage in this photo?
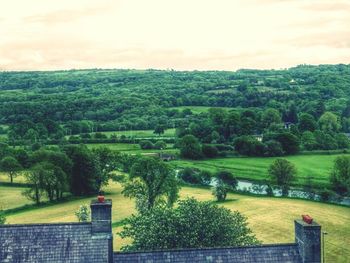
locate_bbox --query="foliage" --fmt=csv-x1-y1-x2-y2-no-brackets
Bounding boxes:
119,198,259,251
212,181,230,201
234,136,264,156
0,156,22,183
139,140,154,150
319,112,341,132
63,145,99,196
268,159,297,196
75,205,90,222
121,157,180,211
202,144,219,158
178,167,202,184
92,147,120,190
178,135,202,159
0,211,5,225
213,170,237,201
154,125,165,136
330,156,350,196
154,140,167,150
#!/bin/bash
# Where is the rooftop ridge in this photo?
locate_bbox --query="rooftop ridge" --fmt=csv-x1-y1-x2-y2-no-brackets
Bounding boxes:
0,222,91,228
113,243,299,255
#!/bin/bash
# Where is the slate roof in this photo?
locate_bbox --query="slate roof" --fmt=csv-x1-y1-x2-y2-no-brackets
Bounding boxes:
113,244,302,263
0,222,111,263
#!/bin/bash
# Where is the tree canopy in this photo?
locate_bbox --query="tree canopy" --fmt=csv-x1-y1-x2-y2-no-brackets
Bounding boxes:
119,198,259,251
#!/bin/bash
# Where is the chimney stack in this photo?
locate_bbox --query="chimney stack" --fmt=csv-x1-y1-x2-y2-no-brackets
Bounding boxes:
90,197,112,235
90,197,113,263
295,216,321,263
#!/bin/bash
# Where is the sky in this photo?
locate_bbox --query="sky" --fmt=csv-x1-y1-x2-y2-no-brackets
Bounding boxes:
0,0,349,71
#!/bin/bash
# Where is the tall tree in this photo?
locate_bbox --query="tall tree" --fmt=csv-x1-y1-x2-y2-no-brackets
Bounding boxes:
119,198,259,251
122,157,179,212
64,145,98,196
330,156,350,197
319,112,340,132
178,135,202,159
0,156,22,183
268,159,297,196
92,147,120,191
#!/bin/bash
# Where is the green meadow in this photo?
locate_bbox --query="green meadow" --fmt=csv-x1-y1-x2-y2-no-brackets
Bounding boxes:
90,128,176,138
86,143,177,154
1,182,349,262
171,153,350,188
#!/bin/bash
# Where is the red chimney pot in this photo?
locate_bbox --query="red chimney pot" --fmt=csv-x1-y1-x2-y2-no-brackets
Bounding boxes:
98,195,105,203
302,214,313,224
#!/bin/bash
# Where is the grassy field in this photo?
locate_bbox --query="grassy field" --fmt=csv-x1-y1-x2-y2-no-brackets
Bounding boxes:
171,153,350,188
89,128,176,138
86,143,178,154
1,182,349,262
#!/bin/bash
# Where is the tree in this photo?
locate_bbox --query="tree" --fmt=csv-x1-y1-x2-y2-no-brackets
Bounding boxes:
268,159,297,196
201,144,218,158
212,181,230,202
119,198,259,251
330,156,350,196
25,162,68,202
75,205,90,222
154,125,165,136
0,156,22,183
264,140,284,156
335,133,350,149
262,108,281,129
92,147,119,191
213,170,238,201
22,167,45,204
275,132,300,155
234,136,264,156
319,112,340,132
122,157,179,211
178,135,202,159
154,140,167,150
139,140,154,150
64,145,99,196
298,113,317,132
301,131,317,151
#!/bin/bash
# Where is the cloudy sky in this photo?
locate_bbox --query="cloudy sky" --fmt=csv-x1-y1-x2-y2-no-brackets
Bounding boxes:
0,0,349,71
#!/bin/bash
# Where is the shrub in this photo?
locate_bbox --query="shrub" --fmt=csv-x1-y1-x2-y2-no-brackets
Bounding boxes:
202,144,219,158
0,211,6,225
198,170,212,185
139,140,154,150
213,181,230,201
178,168,201,184
75,205,90,222
154,140,167,150
319,190,332,202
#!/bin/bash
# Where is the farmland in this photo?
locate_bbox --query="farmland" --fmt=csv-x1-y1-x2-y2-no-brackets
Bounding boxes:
77,128,176,139
171,153,350,188
86,143,177,154
1,182,349,262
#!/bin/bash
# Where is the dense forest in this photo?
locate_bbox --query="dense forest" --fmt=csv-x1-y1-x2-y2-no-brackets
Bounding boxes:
1,64,350,153
0,64,350,207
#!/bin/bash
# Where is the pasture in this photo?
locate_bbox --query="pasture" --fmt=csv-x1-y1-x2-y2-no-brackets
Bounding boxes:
171,153,350,188
1,182,349,262
90,128,176,139
86,143,177,154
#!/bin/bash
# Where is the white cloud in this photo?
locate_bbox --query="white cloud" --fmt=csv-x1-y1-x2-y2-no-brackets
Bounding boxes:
0,0,349,70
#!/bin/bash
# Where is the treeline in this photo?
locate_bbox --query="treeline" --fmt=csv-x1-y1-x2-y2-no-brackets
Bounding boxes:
175,107,350,158
0,143,127,204
1,64,350,136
